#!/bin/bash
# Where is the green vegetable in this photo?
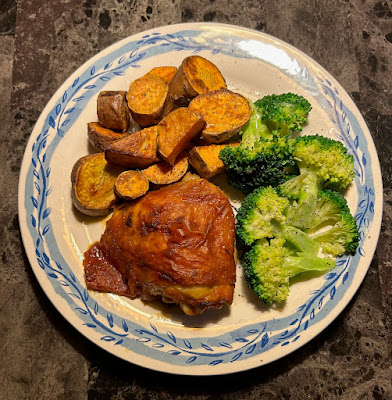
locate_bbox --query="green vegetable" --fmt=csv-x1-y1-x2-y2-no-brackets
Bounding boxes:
280,134,355,229
219,94,312,194
254,92,312,137
244,237,335,304
237,185,358,303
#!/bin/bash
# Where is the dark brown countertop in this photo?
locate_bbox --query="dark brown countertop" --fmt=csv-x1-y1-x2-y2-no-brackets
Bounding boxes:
0,1,391,399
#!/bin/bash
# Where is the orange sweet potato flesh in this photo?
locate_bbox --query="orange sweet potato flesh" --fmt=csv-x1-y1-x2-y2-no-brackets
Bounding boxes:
146,66,177,85
157,108,205,165
168,56,226,105
71,153,124,216
97,91,130,132
88,122,129,151
189,142,240,179
127,74,168,127
114,170,149,200
105,126,161,168
143,152,189,185
188,88,252,144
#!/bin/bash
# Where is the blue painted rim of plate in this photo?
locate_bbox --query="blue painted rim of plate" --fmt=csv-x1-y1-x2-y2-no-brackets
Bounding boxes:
19,23,382,375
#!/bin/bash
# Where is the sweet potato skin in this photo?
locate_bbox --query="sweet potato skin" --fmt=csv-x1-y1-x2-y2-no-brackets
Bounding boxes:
127,74,168,127
114,170,149,200
157,108,205,165
189,142,240,179
188,89,252,143
143,152,189,185
97,91,130,132
88,122,129,151
105,126,161,168
71,153,123,216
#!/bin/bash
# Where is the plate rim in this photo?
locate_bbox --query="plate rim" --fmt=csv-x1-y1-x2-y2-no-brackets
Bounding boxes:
18,22,383,375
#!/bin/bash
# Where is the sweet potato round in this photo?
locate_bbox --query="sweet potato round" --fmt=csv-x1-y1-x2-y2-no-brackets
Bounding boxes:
146,66,177,85
127,74,168,127
143,152,189,185
169,56,226,101
114,170,149,200
71,153,123,216
188,89,252,143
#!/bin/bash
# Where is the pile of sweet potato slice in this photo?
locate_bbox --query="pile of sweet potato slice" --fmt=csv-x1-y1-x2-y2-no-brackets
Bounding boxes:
71,55,251,216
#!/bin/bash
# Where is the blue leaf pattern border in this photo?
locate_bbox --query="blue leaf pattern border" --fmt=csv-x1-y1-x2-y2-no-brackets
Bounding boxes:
23,26,378,370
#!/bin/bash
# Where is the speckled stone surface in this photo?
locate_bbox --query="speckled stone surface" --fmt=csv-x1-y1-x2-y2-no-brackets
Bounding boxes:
0,1,391,399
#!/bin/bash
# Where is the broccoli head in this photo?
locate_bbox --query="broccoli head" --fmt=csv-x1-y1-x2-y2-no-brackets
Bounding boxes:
244,237,335,303
310,208,360,257
280,135,355,229
236,186,320,256
236,186,289,246
220,135,296,194
254,93,312,137
237,184,357,303
310,189,351,229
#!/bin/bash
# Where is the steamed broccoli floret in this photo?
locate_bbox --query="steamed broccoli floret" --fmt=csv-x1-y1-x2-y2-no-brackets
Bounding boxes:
219,95,312,194
310,189,351,229
254,93,312,137
280,135,355,229
240,100,273,148
310,210,360,257
243,237,335,304
236,186,319,255
236,186,289,245
237,185,357,303
220,135,296,194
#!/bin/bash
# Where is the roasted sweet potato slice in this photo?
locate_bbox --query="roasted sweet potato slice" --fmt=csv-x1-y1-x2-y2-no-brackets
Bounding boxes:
105,126,161,168
146,66,177,84
143,152,189,185
181,171,201,182
88,122,129,151
157,108,205,165
167,56,226,106
97,91,130,132
71,153,124,216
127,74,168,127
114,170,149,200
188,89,252,143
189,142,241,179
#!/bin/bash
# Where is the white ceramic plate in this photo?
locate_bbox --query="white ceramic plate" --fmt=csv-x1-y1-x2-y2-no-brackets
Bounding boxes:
18,23,383,375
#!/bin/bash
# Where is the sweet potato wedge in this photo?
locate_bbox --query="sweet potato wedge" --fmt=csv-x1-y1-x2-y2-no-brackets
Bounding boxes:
157,108,205,165
105,126,161,168
97,91,130,132
146,66,177,85
88,122,129,151
188,89,252,144
167,56,226,106
189,142,241,179
127,74,168,127
114,170,149,200
143,152,189,185
71,153,124,216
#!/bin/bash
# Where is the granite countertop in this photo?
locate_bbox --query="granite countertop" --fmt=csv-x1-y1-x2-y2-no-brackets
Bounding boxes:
1,1,391,399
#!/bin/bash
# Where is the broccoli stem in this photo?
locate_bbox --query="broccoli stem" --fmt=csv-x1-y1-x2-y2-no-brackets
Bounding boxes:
285,170,320,229
283,255,336,277
278,224,319,255
241,101,273,150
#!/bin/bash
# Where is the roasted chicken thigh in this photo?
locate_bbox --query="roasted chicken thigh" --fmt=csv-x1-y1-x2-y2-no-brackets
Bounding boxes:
84,178,236,315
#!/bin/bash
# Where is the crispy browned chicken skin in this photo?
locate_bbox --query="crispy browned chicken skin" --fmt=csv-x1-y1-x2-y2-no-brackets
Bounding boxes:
84,178,236,315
